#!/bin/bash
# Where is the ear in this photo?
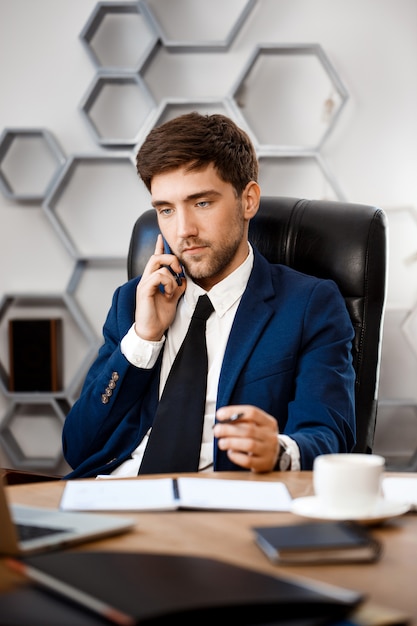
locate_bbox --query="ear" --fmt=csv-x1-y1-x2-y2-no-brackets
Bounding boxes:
242,181,261,220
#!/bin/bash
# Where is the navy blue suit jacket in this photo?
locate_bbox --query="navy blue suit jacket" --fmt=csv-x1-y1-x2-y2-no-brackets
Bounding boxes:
62,248,356,478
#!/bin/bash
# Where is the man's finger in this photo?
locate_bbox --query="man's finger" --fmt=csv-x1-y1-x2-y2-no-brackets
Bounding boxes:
154,234,164,254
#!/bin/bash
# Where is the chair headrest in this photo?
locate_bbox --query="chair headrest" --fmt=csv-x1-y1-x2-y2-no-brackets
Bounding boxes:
128,196,387,302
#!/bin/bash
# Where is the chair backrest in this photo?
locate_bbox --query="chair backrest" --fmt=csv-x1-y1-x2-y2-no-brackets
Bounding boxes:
128,196,387,454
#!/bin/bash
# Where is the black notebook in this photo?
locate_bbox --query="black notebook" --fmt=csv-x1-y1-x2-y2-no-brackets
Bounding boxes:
6,551,364,625
253,521,382,565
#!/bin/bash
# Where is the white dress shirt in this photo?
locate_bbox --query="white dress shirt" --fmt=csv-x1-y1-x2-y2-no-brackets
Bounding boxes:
112,245,299,476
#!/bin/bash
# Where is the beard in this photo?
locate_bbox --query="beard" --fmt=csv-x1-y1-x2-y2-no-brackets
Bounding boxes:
177,204,245,283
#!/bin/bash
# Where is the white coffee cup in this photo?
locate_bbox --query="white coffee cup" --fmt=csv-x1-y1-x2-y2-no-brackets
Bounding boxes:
313,453,385,517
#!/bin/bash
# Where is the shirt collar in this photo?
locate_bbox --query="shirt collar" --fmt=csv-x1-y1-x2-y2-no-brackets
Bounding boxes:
184,243,254,317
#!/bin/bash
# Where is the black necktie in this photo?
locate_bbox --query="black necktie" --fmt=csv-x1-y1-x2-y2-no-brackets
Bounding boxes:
139,294,214,474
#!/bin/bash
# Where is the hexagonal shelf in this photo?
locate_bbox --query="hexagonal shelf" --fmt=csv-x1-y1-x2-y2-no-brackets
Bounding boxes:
0,293,98,400
0,128,66,202
140,0,255,51
80,1,158,72
66,258,127,340
43,153,148,261
258,152,346,201
139,97,239,139
79,72,156,147
228,44,349,152
0,398,70,471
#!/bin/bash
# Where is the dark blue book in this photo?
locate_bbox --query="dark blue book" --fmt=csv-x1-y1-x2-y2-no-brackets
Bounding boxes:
253,521,382,565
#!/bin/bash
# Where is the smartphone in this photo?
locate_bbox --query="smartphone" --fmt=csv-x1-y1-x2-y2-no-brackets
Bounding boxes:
162,237,184,286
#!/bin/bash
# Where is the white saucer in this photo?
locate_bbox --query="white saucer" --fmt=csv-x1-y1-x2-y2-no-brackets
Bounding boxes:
291,496,410,525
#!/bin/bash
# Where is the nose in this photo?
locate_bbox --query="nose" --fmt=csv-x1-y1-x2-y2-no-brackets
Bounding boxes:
176,209,198,239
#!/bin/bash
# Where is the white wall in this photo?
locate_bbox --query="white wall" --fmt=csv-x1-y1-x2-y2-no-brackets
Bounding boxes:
1,0,417,471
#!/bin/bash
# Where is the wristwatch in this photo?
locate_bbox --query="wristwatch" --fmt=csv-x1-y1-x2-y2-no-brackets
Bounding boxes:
277,439,292,471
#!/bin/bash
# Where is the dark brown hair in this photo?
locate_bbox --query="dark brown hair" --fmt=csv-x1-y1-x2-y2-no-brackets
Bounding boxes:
136,112,258,195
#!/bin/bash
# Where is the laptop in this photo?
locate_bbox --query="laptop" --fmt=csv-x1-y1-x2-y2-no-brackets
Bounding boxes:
0,478,135,556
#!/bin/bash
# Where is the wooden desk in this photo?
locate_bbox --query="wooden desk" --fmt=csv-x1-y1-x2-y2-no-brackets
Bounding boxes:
1,471,416,624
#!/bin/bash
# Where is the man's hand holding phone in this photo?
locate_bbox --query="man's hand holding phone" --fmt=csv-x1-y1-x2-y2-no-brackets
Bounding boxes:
134,234,186,342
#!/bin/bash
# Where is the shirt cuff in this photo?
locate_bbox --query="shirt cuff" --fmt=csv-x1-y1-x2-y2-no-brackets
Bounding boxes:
279,434,301,471
120,323,165,368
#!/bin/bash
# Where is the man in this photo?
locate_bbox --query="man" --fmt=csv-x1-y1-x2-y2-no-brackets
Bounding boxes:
62,112,355,478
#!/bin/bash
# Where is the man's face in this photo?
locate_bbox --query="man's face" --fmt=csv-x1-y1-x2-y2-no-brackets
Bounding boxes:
150,164,251,290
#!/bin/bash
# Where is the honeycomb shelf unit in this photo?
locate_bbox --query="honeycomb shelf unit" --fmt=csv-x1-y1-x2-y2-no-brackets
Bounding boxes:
0,292,98,470
42,152,147,261
80,1,158,72
0,128,66,203
0,0,357,472
140,0,256,51
0,397,71,472
79,72,156,147
227,43,349,153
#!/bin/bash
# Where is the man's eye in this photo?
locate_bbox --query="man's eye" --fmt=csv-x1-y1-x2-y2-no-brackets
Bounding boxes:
196,201,209,208
159,208,173,216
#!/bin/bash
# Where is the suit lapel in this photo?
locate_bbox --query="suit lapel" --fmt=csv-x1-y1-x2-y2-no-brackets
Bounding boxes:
216,251,276,407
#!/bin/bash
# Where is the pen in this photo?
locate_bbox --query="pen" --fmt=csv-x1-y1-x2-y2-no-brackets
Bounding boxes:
221,412,245,424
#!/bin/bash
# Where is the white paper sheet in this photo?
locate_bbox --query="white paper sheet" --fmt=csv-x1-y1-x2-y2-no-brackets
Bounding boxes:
177,478,292,511
60,478,177,511
382,476,417,511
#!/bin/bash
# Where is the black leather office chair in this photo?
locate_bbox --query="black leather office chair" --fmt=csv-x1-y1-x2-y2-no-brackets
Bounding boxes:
3,195,386,484
128,196,387,455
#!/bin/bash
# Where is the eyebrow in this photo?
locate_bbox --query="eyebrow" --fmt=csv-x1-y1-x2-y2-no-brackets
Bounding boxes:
152,189,222,208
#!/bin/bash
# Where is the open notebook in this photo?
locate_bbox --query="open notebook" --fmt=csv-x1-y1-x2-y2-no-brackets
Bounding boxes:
0,478,135,556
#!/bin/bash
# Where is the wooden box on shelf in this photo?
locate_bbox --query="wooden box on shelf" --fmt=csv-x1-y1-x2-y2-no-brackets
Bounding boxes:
8,318,62,392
